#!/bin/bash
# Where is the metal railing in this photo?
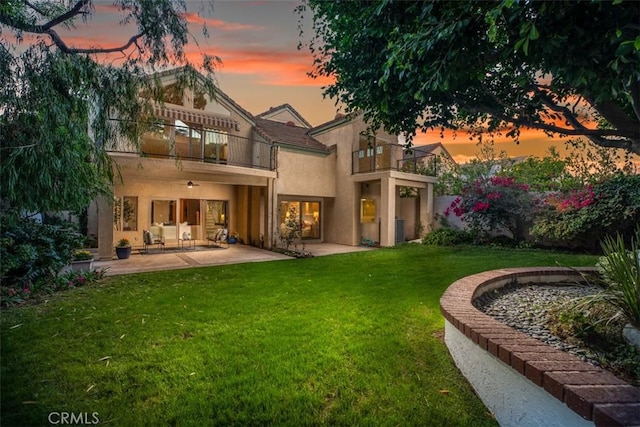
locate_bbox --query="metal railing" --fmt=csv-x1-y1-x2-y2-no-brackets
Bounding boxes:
352,145,436,176
107,125,275,171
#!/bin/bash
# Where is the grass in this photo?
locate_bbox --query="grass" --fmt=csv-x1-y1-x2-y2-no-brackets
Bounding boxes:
1,245,597,426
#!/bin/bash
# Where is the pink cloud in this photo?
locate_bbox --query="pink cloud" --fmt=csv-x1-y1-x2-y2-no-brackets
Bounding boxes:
183,45,334,87
181,12,263,31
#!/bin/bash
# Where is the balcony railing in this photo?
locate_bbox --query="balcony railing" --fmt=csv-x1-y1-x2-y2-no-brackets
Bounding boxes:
352,145,436,176
107,124,275,171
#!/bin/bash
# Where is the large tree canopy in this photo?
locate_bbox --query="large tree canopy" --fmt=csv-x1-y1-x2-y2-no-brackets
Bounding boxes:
301,0,640,154
0,0,217,215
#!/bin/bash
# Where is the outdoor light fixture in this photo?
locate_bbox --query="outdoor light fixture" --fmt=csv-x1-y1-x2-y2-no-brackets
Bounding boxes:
187,181,193,189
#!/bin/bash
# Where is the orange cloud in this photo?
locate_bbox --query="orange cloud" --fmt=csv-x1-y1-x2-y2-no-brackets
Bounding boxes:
183,44,334,87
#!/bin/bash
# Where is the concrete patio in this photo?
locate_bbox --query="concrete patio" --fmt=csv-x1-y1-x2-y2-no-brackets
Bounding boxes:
93,243,375,275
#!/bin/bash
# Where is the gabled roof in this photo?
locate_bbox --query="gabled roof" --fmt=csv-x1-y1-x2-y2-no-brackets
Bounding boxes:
410,142,456,162
150,66,256,125
308,113,356,136
255,118,329,153
256,104,312,128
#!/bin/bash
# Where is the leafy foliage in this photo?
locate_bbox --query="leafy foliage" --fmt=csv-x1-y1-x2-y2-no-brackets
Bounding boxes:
301,1,640,153
0,216,84,290
421,227,476,246
547,299,640,385
279,204,302,250
445,176,537,242
1,267,108,307
593,229,640,326
531,174,640,251
1,0,218,215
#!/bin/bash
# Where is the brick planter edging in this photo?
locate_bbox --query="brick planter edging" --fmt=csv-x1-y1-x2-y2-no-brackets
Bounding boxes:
440,267,640,427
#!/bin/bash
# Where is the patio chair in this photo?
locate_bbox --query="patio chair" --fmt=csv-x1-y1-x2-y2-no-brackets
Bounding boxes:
206,228,229,248
143,229,165,253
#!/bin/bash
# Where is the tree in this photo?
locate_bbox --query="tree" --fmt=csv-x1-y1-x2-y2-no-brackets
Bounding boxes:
301,1,640,154
0,0,218,216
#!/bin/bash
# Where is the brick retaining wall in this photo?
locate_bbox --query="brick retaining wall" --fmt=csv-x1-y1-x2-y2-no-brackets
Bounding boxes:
440,267,640,427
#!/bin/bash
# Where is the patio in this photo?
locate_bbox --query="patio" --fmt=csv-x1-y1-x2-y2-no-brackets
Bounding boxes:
93,243,375,275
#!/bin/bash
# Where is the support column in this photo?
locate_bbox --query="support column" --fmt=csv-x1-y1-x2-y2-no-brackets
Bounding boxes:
97,196,114,260
267,178,276,249
380,177,396,247
418,183,434,235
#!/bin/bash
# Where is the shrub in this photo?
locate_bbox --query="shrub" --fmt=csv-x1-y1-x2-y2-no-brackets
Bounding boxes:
592,229,640,327
445,176,538,242
0,216,84,290
73,250,93,261
547,299,640,385
531,174,640,252
1,268,108,307
422,227,476,246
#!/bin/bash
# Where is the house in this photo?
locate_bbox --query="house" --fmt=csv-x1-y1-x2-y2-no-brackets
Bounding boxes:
91,68,437,259
406,142,457,174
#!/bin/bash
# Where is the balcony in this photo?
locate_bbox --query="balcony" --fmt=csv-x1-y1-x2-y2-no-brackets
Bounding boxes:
352,144,436,176
107,123,275,171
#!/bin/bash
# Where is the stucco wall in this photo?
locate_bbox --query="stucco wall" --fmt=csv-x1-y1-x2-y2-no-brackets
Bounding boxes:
275,148,336,197
113,179,236,248
445,321,593,427
397,196,418,240
434,195,465,229
313,120,361,245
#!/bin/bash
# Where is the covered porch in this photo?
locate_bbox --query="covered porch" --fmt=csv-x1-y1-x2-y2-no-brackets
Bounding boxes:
95,154,277,260
353,171,436,247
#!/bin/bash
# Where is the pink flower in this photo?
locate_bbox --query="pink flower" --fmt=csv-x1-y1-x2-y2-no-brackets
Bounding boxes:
487,192,501,200
490,176,515,187
472,201,490,212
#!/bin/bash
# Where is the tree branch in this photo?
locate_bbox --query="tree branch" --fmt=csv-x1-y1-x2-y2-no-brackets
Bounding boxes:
35,0,90,32
2,0,144,55
46,29,145,54
24,0,47,17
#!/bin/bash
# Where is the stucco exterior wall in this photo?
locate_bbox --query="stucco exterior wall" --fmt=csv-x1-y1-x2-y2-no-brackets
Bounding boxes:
113,178,236,248
313,121,361,245
275,148,336,197
397,196,418,241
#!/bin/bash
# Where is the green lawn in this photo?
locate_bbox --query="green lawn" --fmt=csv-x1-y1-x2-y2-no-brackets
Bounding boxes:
1,245,597,426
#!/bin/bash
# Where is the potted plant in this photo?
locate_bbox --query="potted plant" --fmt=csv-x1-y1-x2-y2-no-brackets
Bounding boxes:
71,250,94,271
115,238,132,259
228,231,239,244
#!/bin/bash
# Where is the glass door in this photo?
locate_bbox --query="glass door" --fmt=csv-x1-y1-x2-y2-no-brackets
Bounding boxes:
204,200,228,238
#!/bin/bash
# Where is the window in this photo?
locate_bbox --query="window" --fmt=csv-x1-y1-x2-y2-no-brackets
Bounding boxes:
204,200,228,239
114,196,138,231
204,129,229,162
376,146,384,155
181,199,201,226
151,200,176,225
360,198,376,223
280,200,321,239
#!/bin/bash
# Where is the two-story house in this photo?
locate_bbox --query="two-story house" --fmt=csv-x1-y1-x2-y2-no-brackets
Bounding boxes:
91,68,436,259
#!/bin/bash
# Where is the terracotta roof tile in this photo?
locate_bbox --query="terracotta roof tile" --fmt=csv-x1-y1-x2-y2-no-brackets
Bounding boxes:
255,118,329,153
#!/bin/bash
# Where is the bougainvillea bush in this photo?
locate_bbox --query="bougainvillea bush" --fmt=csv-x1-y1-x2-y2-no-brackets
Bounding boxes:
531,174,640,252
445,176,538,243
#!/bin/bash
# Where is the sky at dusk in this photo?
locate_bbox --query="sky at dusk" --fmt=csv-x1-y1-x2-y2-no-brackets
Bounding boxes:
16,0,637,165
